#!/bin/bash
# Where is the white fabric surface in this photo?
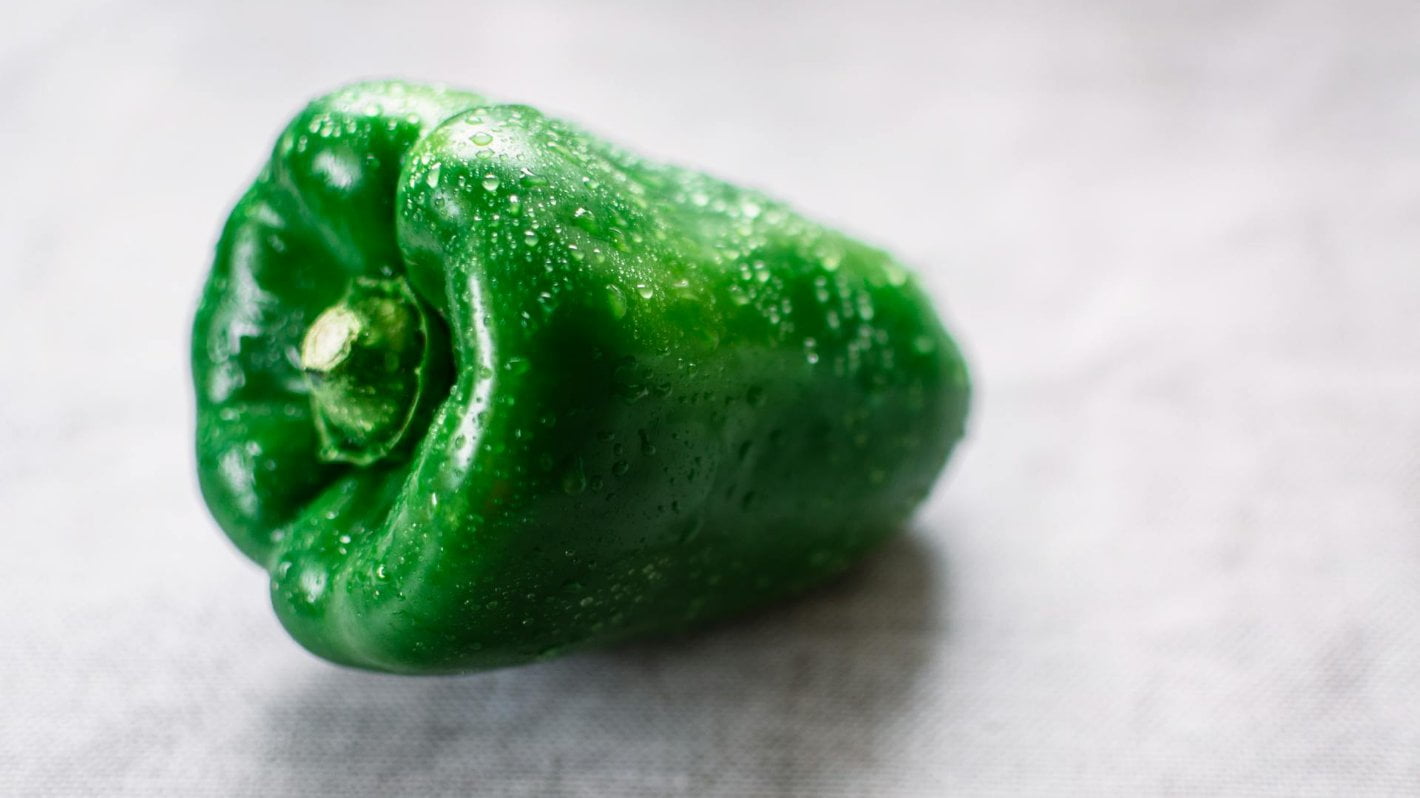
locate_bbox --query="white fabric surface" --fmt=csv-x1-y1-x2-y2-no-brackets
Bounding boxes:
4,1,1419,794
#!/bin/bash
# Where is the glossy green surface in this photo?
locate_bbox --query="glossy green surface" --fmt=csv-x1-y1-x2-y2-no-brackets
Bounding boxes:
192,81,970,673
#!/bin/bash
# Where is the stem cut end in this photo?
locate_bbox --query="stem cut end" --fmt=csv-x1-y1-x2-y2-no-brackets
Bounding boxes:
300,277,442,465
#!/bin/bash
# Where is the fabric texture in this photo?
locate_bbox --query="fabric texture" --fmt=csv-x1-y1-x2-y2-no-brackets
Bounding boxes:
3,1,1418,795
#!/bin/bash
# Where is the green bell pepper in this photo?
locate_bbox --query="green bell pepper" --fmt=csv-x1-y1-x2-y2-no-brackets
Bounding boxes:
192,80,970,673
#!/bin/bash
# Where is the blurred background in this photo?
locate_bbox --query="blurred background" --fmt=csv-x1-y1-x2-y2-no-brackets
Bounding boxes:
3,0,1419,795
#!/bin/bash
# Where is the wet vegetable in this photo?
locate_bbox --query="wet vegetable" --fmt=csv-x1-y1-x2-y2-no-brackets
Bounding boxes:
192,81,970,673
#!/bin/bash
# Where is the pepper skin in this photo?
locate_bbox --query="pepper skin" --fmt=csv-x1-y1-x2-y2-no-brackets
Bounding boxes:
192,81,970,673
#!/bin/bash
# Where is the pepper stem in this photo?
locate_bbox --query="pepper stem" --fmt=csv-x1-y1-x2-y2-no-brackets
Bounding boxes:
300,277,444,465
